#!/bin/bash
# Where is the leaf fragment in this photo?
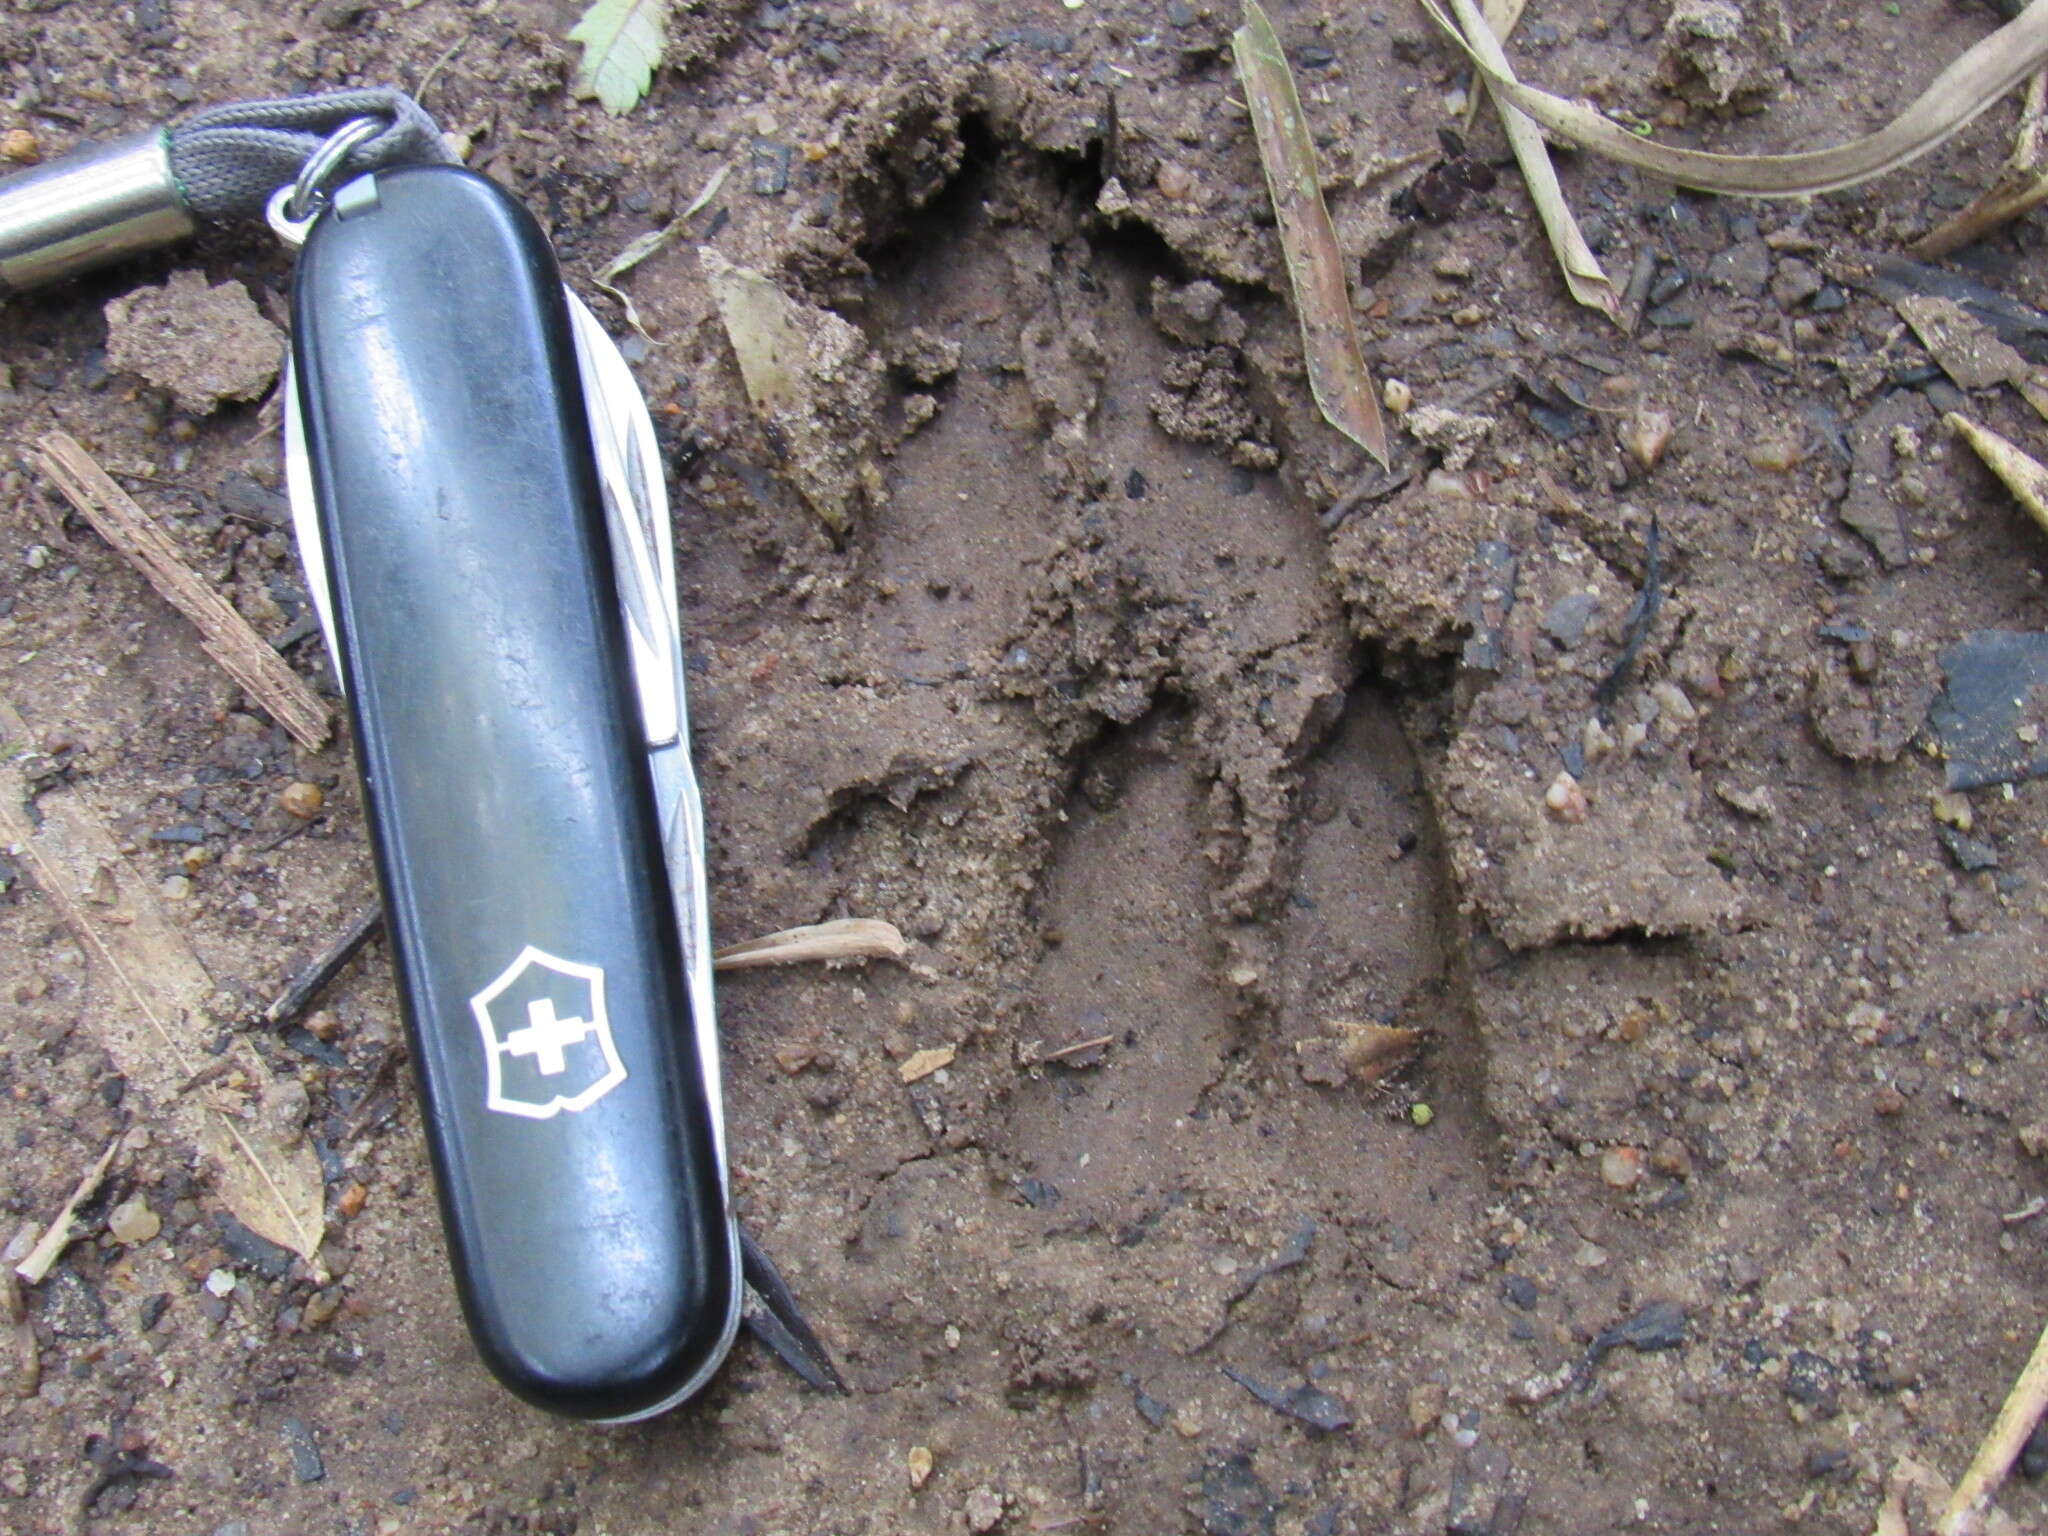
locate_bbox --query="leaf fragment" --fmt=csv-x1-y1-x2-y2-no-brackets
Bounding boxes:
568,0,668,117
1232,1,1390,467
201,1095,326,1269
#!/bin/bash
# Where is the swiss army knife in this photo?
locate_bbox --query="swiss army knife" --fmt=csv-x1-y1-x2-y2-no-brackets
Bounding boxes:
0,101,841,1419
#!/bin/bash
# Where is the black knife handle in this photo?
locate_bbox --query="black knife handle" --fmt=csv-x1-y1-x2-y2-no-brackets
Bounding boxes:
288,164,737,1420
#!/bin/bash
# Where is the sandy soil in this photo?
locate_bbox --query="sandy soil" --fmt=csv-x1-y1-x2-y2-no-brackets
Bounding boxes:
5,1,2048,1532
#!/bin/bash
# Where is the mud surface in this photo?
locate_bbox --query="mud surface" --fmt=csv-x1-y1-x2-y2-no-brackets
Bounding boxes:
5,1,2048,1532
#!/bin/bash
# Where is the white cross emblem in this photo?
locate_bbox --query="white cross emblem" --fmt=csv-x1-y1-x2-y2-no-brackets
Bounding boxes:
469,946,627,1119
506,997,595,1077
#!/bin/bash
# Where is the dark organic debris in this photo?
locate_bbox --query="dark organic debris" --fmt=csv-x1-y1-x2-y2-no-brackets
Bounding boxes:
1939,825,2000,871
1201,1451,1278,1536
1193,1217,1315,1350
81,1433,174,1517
1577,1299,1688,1386
1927,631,2048,789
1393,128,1499,223
1319,458,1415,528
1221,1365,1353,1432
1594,514,1663,716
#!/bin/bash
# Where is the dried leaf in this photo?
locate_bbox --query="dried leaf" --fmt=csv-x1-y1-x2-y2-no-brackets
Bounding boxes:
1443,0,1622,325
1419,0,2048,197
1948,411,2048,539
1232,1,1390,467
1334,1020,1423,1086
0,694,324,1270
568,0,667,117
200,1097,326,1268
714,917,910,970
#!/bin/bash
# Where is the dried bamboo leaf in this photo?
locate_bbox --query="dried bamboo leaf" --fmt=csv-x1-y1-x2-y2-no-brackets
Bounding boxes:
568,0,667,117
1232,1,1390,467
1949,411,2048,539
713,918,911,970
1419,0,2048,197
0,695,324,1269
1445,0,1622,325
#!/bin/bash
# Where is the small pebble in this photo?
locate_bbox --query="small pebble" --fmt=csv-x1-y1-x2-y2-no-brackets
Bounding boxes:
1544,771,1590,824
1599,1147,1644,1190
204,1267,237,1298
1382,377,1413,415
108,1196,160,1245
1406,1380,1448,1437
1622,408,1674,470
280,782,325,820
907,1445,934,1489
1651,1137,1693,1179
0,128,37,164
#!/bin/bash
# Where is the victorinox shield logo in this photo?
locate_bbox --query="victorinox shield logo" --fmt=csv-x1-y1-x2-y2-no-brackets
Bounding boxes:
469,947,627,1119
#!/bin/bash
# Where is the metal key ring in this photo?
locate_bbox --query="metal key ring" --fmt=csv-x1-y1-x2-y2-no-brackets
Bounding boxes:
285,114,386,223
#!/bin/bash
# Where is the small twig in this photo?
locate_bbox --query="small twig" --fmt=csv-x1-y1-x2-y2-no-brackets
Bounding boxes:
1939,1320,2048,1534
1036,1033,1114,1064
15,1134,120,1285
2001,1195,2048,1224
31,433,329,750
258,905,383,1030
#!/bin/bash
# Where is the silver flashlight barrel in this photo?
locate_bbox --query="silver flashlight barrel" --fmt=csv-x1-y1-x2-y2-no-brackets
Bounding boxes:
0,130,197,293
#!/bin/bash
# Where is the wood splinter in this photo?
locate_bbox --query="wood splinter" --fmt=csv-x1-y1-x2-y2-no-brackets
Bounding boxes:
30,431,329,751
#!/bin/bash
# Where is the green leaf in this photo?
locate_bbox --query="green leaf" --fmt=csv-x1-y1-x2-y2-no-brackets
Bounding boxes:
568,0,667,117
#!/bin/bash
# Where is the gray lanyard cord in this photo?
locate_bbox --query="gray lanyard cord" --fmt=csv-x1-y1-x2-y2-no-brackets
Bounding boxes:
169,89,454,221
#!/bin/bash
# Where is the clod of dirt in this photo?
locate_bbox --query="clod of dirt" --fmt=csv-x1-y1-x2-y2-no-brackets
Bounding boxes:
1434,725,1740,950
102,271,282,416
1148,278,1247,350
1148,345,1276,469
700,246,885,532
892,325,961,386
1658,0,1790,108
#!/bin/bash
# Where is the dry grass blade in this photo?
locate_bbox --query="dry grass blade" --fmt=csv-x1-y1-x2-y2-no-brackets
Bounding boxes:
1948,411,2048,538
713,918,910,970
14,1136,119,1285
1232,0,1390,468
594,164,729,338
1419,0,2048,197
1444,0,1621,325
1938,1320,2048,1535
31,433,328,751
